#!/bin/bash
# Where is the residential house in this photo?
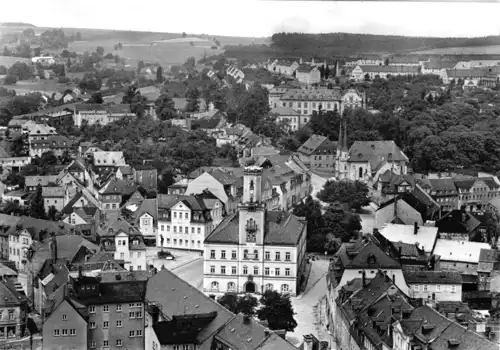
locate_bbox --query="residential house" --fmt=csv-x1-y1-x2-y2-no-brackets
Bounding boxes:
454,176,500,211
269,107,303,131
73,104,135,127
226,65,245,83
166,178,191,195
268,84,294,108
25,175,59,192
477,248,498,291
62,206,101,243
279,86,342,117
347,140,409,183
296,134,337,172
341,88,366,112
30,135,75,158
132,198,158,238
98,178,136,210
92,151,127,171
42,298,87,350
192,117,226,137
433,239,492,288
43,275,147,350
421,60,457,79
134,168,158,193
23,122,57,143
97,213,147,271
157,193,224,251
0,279,29,340
436,209,485,241
404,270,462,302
417,177,459,213
145,268,297,350
375,188,440,228
295,65,321,85
42,186,71,212
272,59,299,76
115,166,135,182
351,65,420,81
379,223,439,255
203,166,308,296
0,157,31,172
172,98,213,113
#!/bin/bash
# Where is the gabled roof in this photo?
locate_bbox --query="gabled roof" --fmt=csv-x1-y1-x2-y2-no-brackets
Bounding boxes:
379,223,438,254
358,65,419,74
403,270,462,285
93,151,126,167
205,211,306,246
334,236,401,270
297,134,335,156
433,239,491,264
453,177,500,190
0,279,28,306
348,141,408,163
42,186,65,198
134,198,158,225
25,175,59,187
269,107,300,116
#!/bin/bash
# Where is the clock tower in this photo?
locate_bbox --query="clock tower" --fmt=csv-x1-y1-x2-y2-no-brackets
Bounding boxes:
238,166,266,246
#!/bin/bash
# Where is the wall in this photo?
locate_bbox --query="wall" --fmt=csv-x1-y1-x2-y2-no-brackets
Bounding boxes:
42,300,87,350
310,153,335,172
409,283,462,302
440,260,479,275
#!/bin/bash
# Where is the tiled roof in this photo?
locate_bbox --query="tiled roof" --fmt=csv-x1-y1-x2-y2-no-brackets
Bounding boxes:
334,236,401,270
403,270,462,284
281,87,341,101
296,64,314,73
423,60,457,70
0,213,76,239
348,141,408,163
436,210,481,235
25,175,59,187
269,107,300,116
134,198,158,225
74,103,131,114
42,186,65,198
454,177,499,189
75,280,147,305
100,178,136,196
205,211,306,246
433,239,491,264
359,65,420,73
297,134,329,156
478,248,497,263
192,118,223,130
379,223,438,254
93,151,126,167
0,279,28,306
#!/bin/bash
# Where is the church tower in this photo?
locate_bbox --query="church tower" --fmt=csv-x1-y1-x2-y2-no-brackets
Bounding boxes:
336,120,349,180
238,166,266,246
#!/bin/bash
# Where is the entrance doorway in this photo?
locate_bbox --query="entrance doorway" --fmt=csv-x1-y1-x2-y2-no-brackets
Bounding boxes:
245,282,256,293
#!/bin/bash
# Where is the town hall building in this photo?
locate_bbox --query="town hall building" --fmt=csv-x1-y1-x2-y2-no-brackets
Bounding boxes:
203,166,308,296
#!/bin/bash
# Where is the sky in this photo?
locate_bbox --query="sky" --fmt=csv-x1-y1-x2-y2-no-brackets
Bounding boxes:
1,0,500,38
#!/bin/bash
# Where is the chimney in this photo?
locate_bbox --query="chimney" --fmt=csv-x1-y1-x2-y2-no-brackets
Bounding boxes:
78,265,83,279
50,232,58,262
362,270,366,287
414,222,419,235
264,328,270,337
398,246,402,258
392,274,396,284
303,334,314,350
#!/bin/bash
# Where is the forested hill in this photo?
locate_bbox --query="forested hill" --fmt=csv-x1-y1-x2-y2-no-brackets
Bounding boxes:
270,32,500,55
0,22,35,27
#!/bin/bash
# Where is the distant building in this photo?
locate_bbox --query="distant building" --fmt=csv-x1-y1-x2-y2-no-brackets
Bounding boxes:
269,107,303,132
295,65,321,85
0,279,29,340
296,134,337,172
351,65,420,81
73,104,135,127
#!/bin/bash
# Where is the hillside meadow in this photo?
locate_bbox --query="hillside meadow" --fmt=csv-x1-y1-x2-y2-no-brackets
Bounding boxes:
411,45,500,55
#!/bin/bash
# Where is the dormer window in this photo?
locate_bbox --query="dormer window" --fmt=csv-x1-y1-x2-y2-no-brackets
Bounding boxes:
367,253,377,265
104,241,110,247
133,239,139,245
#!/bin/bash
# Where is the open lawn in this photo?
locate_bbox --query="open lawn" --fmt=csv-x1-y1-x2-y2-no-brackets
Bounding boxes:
11,79,77,95
0,56,31,68
411,45,500,55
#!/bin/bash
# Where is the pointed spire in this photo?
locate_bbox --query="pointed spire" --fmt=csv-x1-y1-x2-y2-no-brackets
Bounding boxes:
343,120,348,151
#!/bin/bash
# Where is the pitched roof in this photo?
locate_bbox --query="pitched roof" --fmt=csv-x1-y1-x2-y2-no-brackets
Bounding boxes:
25,175,59,187
379,223,438,254
74,280,147,305
334,236,401,270
42,186,65,198
205,211,306,246
297,134,332,156
0,279,28,306
269,107,300,116
192,118,223,130
479,248,497,263
453,177,500,190
93,151,126,167
348,141,408,163
433,239,491,264
403,270,462,285
359,65,420,74
281,87,341,101
31,135,73,148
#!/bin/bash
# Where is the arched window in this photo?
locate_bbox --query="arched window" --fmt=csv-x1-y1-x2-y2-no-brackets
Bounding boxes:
243,249,248,259
265,283,274,291
359,167,363,179
211,281,219,291
253,266,259,275
243,266,248,275
253,250,259,260
227,282,236,292
281,284,290,293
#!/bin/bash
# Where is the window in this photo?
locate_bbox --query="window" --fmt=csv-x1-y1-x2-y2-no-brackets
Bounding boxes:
253,250,259,260
116,320,122,328
228,282,236,291
53,329,60,336
116,304,122,312
210,265,215,273
69,329,76,336
173,226,177,233
414,285,420,291
221,266,226,274
116,340,122,347
62,314,67,321
275,252,281,261
90,341,96,348
285,268,291,276
281,284,289,293
129,312,136,319
231,266,237,275
136,330,143,337
275,268,280,276
211,281,219,291
174,212,177,219
451,285,456,293
436,285,441,292
221,250,226,259
103,321,109,329
62,329,68,336
136,311,143,318
89,306,96,313
232,250,237,259
210,250,216,259
167,226,170,232
103,305,109,312
265,267,270,275
90,322,96,329
254,266,259,275
197,228,201,234
185,227,188,234
185,212,189,219
103,340,109,347
129,330,135,337
243,265,248,274
120,252,125,259
285,252,291,261
244,249,248,259
182,345,188,350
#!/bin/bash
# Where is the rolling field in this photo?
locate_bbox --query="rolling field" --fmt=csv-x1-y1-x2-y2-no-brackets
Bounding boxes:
411,45,500,55
0,56,31,68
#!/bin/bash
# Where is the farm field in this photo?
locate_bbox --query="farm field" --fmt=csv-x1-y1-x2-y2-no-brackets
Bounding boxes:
411,44,500,55
0,56,31,68
9,80,77,95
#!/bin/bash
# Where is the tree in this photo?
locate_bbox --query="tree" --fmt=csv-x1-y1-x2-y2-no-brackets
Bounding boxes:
185,88,200,113
155,93,177,120
137,60,145,73
29,184,46,219
157,170,175,194
317,180,371,211
182,32,187,38
75,32,82,41
384,58,390,66
322,203,362,242
89,92,104,104
156,66,163,83
8,62,31,80
0,65,7,75
257,290,297,331
364,73,371,82
4,75,17,85
217,293,258,316
96,46,105,56
22,28,35,37
47,206,58,221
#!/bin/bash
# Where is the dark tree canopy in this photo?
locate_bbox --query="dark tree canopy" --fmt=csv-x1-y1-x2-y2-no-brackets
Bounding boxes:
216,293,258,316
257,290,297,332
317,180,371,211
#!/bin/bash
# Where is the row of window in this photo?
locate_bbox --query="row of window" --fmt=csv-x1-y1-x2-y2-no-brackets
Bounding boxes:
118,251,142,259
413,284,457,293
88,303,141,313
89,315,141,329
104,203,118,209
53,329,76,337
210,250,292,261
209,265,291,276
9,236,29,244
210,281,290,293
161,225,202,234
89,335,141,349
153,344,190,350
281,101,339,109
162,238,202,248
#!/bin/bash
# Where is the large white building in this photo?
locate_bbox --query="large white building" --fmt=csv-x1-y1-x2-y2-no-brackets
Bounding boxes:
203,166,307,296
